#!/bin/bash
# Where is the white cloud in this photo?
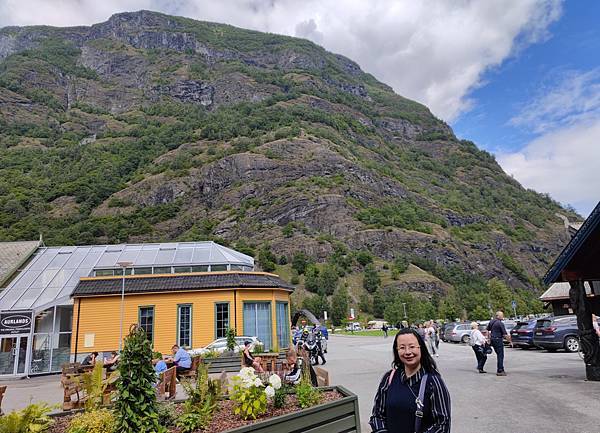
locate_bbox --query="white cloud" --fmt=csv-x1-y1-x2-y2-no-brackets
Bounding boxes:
509,68,600,133
498,119,600,216
0,0,563,121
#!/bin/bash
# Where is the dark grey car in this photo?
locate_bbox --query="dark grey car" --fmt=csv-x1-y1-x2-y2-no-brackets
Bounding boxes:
533,315,579,352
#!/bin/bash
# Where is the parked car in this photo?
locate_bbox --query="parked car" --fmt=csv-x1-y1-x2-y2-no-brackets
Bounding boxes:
444,322,472,343
533,315,579,352
440,322,456,342
189,336,261,356
510,319,537,348
345,322,362,332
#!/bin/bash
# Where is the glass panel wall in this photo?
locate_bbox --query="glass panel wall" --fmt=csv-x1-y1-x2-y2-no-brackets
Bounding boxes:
243,302,271,350
30,305,73,374
30,308,53,374
52,305,73,371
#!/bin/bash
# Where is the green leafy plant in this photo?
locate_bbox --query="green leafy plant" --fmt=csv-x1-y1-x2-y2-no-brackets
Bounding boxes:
226,328,237,352
67,409,116,433
273,384,289,409
77,362,111,411
230,367,268,420
252,343,264,355
176,363,220,433
114,325,163,433
0,403,54,433
156,403,177,428
296,380,322,409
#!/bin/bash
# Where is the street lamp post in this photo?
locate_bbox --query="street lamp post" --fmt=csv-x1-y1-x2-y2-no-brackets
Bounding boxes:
117,261,133,352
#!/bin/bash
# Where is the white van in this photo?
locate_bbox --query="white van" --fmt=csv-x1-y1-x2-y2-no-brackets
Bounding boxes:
345,322,362,331
367,320,388,329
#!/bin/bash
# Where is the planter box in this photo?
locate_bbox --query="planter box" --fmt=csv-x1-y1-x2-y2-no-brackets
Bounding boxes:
49,385,361,433
223,385,361,433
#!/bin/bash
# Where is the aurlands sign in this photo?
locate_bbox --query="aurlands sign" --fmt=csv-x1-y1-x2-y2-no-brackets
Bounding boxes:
0,310,33,335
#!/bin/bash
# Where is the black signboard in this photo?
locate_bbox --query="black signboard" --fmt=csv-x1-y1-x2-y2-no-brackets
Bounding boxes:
0,310,33,335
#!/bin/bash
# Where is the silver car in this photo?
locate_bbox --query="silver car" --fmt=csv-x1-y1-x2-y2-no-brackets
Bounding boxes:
445,323,472,343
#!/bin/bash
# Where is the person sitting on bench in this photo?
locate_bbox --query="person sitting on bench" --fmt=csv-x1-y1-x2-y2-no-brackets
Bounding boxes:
81,352,98,366
168,345,191,378
103,351,120,372
243,341,264,372
284,349,303,385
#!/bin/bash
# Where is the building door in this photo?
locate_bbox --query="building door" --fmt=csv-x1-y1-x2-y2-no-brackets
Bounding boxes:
243,302,272,351
0,335,29,376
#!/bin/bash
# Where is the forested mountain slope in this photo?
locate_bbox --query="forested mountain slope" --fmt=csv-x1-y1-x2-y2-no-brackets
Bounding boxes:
0,11,578,319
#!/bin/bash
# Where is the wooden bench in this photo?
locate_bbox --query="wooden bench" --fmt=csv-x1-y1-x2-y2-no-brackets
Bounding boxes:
313,366,330,387
61,373,84,410
0,385,6,415
178,355,201,380
60,364,118,410
156,366,177,400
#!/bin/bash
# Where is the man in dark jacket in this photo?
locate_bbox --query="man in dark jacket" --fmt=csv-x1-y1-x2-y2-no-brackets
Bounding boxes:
487,311,511,376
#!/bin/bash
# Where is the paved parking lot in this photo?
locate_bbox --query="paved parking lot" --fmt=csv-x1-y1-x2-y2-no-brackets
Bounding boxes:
326,334,600,433
2,336,599,433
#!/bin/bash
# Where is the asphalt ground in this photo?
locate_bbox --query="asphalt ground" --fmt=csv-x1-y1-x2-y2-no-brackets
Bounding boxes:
2,336,599,433
326,334,600,433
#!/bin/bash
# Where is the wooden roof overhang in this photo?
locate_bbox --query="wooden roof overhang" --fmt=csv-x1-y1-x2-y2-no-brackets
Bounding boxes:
544,201,600,285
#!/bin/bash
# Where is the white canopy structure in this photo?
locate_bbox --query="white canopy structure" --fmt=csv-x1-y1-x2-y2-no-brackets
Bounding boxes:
0,241,254,314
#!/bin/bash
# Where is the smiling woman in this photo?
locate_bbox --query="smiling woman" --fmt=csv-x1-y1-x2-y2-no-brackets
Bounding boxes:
370,328,451,433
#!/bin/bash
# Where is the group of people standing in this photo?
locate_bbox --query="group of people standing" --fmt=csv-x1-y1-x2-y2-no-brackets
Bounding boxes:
469,311,511,376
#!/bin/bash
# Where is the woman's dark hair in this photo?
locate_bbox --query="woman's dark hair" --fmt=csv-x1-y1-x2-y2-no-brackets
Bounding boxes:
92,351,98,357
392,328,438,373
244,340,251,346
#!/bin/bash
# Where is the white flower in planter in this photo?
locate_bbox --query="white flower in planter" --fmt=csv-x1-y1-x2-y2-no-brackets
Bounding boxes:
264,385,275,398
268,374,282,390
254,377,263,387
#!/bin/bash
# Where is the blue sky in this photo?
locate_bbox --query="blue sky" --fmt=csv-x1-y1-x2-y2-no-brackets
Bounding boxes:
453,1,600,216
1,0,598,216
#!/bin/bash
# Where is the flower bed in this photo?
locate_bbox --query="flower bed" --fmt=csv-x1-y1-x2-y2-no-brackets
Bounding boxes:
12,327,360,433
48,387,358,433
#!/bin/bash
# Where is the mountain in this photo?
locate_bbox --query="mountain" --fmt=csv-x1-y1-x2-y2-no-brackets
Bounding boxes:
0,11,579,318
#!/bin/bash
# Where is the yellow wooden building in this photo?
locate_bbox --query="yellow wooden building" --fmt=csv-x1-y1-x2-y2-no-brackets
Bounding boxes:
70,271,294,357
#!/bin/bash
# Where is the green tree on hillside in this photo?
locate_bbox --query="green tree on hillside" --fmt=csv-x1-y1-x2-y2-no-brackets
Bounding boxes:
292,251,312,275
319,264,339,296
372,289,386,318
359,293,372,314
304,264,320,293
258,244,276,272
331,285,349,326
488,278,512,313
356,250,374,267
302,293,330,319
363,264,381,293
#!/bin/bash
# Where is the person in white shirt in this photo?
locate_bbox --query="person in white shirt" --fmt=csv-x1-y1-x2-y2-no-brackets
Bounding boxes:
425,321,439,357
470,322,487,373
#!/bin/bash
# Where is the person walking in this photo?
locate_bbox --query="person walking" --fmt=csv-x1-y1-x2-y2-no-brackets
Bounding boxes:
424,321,439,357
382,324,389,338
487,311,511,376
369,328,451,433
469,322,487,373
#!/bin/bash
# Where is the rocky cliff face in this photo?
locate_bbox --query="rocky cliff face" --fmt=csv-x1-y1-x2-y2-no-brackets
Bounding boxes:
0,11,577,301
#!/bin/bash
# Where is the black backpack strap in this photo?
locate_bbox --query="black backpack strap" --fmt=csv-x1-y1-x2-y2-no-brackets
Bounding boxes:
414,373,428,433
